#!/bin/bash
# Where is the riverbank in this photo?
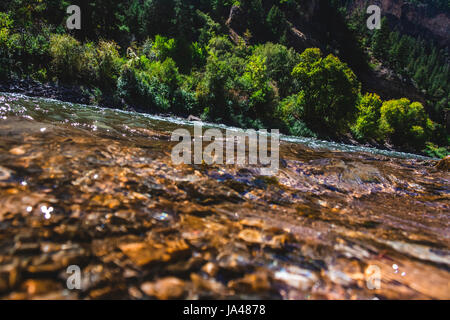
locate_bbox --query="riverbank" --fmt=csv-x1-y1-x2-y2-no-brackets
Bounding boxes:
0,78,94,105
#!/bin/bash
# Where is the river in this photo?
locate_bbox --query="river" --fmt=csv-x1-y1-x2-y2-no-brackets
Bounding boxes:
0,92,448,299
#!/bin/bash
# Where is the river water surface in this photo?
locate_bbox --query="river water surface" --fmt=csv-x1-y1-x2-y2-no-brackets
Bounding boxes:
0,93,448,299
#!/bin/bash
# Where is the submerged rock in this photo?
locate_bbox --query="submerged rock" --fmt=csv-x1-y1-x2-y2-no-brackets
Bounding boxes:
228,271,272,293
119,239,190,267
436,156,450,171
141,277,186,300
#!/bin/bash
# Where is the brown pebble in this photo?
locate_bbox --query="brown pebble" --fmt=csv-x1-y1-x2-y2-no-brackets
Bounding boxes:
201,262,219,277
228,272,272,293
238,229,263,244
141,277,186,300
22,279,60,295
9,146,26,155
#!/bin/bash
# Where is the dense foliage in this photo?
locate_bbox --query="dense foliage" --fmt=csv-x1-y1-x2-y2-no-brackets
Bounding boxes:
352,93,383,141
335,1,449,156
0,0,448,156
380,98,434,148
280,48,360,135
363,17,450,128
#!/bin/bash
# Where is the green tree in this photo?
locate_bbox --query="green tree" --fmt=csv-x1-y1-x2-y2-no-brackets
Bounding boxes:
238,53,277,121
288,48,361,134
238,0,265,40
195,53,235,122
49,34,84,83
95,41,123,91
118,55,195,114
352,93,383,141
252,43,300,97
380,98,434,148
372,17,390,60
266,5,288,43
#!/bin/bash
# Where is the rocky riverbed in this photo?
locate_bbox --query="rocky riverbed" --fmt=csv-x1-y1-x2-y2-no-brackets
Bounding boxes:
0,93,448,299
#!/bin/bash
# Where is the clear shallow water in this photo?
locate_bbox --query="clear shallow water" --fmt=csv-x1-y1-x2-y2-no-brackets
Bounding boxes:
0,92,448,300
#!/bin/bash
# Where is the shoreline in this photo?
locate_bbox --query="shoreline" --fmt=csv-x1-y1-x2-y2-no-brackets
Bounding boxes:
0,78,94,105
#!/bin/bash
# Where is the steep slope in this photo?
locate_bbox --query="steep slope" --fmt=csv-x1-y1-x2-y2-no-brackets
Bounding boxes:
225,0,427,103
347,0,450,46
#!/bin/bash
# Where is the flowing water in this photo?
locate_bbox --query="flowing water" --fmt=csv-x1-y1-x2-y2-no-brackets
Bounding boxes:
0,93,448,299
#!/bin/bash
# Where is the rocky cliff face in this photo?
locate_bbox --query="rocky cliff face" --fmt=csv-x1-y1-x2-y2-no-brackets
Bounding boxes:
349,0,450,46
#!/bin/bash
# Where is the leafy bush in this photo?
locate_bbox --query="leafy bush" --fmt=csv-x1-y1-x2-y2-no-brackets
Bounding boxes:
96,41,123,91
252,43,300,97
380,98,433,148
49,34,85,83
80,42,101,83
191,41,207,69
196,41,279,127
151,35,177,61
0,12,51,78
117,55,196,114
196,10,221,46
206,35,234,58
0,12,13,76
0,12,12,43
140,35,197,73
352,93,383,141
289,48,361,134
278,94,317,138
424,142,449,159
50,35,123,90
238,54,277,120
195,53,236,122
